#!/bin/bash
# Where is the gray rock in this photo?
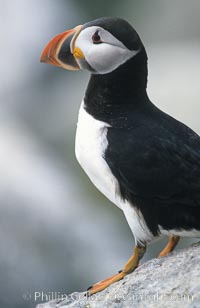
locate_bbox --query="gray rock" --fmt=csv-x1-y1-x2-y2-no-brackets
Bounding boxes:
36,242,200,308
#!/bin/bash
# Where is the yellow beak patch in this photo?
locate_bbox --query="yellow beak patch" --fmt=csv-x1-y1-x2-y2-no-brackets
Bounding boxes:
73,47,84,59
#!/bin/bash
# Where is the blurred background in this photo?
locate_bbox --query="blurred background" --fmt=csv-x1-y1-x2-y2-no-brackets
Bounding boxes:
0,1,200,307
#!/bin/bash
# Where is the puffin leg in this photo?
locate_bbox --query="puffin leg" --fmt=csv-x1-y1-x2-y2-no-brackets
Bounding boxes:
158,235,180,257
87,244,146,296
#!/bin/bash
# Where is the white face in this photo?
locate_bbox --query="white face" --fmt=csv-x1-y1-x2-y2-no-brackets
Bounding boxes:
74,26,140,74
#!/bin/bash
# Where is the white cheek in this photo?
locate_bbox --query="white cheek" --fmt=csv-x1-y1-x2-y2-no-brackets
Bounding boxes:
75,26,139,74
87,44,136,74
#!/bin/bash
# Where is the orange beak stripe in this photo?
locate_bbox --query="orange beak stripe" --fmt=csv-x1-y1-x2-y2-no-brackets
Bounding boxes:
40,29,76,66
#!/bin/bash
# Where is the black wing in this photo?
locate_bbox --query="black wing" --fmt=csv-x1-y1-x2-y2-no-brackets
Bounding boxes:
105,110,200,235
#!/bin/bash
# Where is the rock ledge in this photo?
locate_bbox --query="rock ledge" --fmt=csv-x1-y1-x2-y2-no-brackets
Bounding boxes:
37,242,200,308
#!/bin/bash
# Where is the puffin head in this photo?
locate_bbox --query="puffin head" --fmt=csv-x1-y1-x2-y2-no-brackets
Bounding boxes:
40,17,145,75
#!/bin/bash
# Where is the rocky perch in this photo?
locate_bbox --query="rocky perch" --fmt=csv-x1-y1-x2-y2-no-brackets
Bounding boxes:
37,242,200,308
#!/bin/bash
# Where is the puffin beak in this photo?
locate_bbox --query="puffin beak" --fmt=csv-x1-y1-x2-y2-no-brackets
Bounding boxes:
40,25,83,70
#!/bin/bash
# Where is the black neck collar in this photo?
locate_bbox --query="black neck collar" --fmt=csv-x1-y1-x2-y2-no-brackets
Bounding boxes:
84,47,151,127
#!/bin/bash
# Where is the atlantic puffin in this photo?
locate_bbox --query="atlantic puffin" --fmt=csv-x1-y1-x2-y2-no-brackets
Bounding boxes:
40,17,200,295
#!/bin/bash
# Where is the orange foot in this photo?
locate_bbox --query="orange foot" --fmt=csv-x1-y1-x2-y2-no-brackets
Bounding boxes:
87,245,146,296
87,271,125,295
158,235,180,257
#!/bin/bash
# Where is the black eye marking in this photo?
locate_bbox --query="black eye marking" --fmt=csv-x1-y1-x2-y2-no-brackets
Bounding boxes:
92,31,102,44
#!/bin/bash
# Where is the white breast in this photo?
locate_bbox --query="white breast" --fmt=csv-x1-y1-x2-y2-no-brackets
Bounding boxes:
75,101,121,208
75,101,153,245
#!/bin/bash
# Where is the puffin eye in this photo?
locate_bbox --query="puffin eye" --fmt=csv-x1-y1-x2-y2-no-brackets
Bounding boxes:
92,31,102,44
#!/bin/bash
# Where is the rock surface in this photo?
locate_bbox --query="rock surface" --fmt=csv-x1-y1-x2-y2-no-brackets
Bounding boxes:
36,242,200,308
